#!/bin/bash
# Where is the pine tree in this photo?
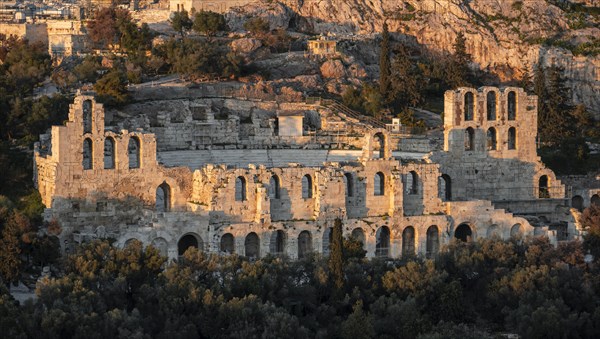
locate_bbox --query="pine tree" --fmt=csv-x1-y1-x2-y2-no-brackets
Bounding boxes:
328,218,344,292
537,64,575,144
390,43,422,110
379,22,391,100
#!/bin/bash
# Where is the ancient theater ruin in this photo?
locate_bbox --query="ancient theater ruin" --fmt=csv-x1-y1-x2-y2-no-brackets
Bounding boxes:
34,86,576,260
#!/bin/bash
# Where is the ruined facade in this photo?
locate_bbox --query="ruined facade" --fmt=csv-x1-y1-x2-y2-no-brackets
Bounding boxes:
34,87,571,260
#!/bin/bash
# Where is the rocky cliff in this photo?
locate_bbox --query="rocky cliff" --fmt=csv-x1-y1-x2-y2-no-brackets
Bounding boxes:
230,0,600,116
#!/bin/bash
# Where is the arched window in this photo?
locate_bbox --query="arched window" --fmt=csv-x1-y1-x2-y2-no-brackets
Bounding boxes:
344,173,354,197
464,92,474,121
402,226,416,257
298,231,312,259
407,171,418,195
375,226,390,257
83,99,92,134
465,127,474,151
426,226,439,258
374,132,385,159
591,194,600,206
128,137,140,169
235,176,247,201
486,128,497,151
151,237,169,257
351,228,365,248
269,175,280,199
486,91,497,120
455,223,472,242
487,224,500,238
245,232,260,258
83,138,93,170
104,137,115,169
156,182,171,212
539,175,549,198
374,172,385,196
508,91,517,120
270,230,286,255
178,234,203,256
220,233,235,254
572,195,584,212
302,174,313,199
510,224,522,238
508,127,517,150
322,227,333,255
439,174,452,201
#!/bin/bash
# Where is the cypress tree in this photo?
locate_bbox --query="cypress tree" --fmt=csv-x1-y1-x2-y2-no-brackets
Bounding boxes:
446,31,471,88
379,22,391,100
329,218,344,291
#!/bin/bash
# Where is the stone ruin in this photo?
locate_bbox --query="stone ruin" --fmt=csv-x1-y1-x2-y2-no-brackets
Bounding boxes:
33,86,585,260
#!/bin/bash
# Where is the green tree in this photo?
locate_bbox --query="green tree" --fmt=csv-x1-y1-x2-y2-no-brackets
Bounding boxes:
94,69,130,106
0,213,22,286
379,22,391,100
390,43,422,109
329,218,344,291
193,10,227,37
582,204,600,259
341,301,375,339
170,10,193,37
446,31,471,88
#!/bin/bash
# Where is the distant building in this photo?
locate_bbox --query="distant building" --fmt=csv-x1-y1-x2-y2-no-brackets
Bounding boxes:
307,36,337,56
169,0,256,13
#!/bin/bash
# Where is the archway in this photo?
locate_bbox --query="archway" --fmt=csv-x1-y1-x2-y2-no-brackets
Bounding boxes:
507,91,517,120
465,128,474,151
104,137,115,169
269,230,286,255
178,234,199,256
298,231,312,259
439,174,452,201
322,227,333,255
83,99,92,134
269,175,280,199
486,224,500,238
83,138,93,170
374,172,385,196
592,194,600,206
302,174,313,198
344,173,354,197
510,224,522,238
539,175,549,198
235,176,247,201
128,137,140,169
151,237,169,257
375,226,390,257
351,228,365,248
508,127,517,150
426,226,439,258
464,92,474,121
220,233,235,254
486,128,497,151
402,226,416,257
455,223,472,242
245,232,260,258
572,195,584,212
156,182,171,212
486,91,497,120
374,132,385,159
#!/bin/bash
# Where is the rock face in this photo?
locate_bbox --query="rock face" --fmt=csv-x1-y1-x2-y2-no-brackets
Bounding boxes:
230,38,263,54
265,0,599,116
320,59,346,78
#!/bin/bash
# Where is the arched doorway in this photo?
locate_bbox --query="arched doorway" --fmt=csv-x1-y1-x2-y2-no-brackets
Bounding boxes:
439,174,452,201
178,234,200,256
269,230,286,255
156,182,171,212
510,224,522,238
375,226,390,257
298,231,312,259
592,194,600,206
487,224,500,238
245,232,260,258
455,223,472,242
539,175,549,198
374,132,385,159
426,226,439,258
402,226,416,257
151,237,169,257
220,233,235,254
351,228,365,248
572,195,584,212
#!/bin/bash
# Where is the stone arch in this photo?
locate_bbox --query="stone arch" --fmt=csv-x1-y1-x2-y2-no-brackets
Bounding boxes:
302,174,313,199
439,174,452,201
426,225,439,258
465,127,474,151
220,233,235,254
178,233,203,256
83,138,93,170
508,127,517,150
486,127,497,151
464,91,474,121
402,226,416,257
156,182,171,212
510,224,522,238
245,232,260,258
151,237,169,257
572,195,584,212
374,172,385,196
269,175,280,199
591,194,600,206
362,129,391,159
538,175,549,198
486,91,497,120
104,137,115,169
375,226,390,257
344,173,354,197
507,91,517,120
235,176,247,201
124,238,142,248
269,230,286,255
128,136,141,169
455,223,473,242
407,171,418,195
322,227,333,255
487,224,501,238
374,132,386,159
83,99,92,134
298,231,312,259
351,228,365,248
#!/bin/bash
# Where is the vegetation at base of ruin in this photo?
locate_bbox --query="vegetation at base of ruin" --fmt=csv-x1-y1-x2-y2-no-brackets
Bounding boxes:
3,229,600,337
193,10,228,37
169,9,193,38
87,7,153,53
